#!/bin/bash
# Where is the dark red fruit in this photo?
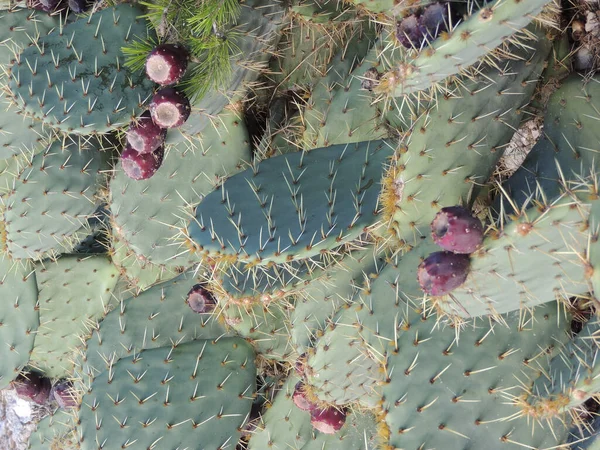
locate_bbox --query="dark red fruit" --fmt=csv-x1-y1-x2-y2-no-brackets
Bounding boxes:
310,406,346,434
121,145,164,180
149,88,191,129
396,15,426,49
186,284,217,314
51,381,77,409
67,0,92,13
431,206,483,254
420,3,448,39
417,251,470,296
145,44,189,86
12,372,52,405
292,382,317,412
396,2,448,49
27,0,67,12
126,111,167,154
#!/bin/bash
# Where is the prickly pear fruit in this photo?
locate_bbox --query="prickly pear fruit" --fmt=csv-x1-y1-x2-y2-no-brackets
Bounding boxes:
430,206,484,254
310,406,346,434
121,145,164,180
125,111,167,154
146,44,189,86
396,15,426,49
420,2,448,37
51,381,77,409
186,283,217,314
27,0,66,12
417,251,470,296
12,372,52,405
68,0,92,13
292,382,316,412
149,88,191,128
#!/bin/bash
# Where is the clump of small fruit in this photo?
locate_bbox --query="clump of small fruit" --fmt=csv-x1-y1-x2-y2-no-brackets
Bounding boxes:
121,44,191,180
417,205,484,295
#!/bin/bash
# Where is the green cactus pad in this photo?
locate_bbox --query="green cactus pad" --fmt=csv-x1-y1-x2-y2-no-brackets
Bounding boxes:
188,139,394,266
0,97,53,159
376,0,555,96
110,108,251,269
7,4,154,134
77,338,256,450
2,136,109,260
78,272,227,382
0,8,59,77
382,30,551,245
0,258,39,389
218,256,326,305
527,318,600,416
28,255,120,378
305,242,436,407
110,230,180,292
221,297,293,360
380,302,572,450
27,407,78,450
269,13,363,90
291,247,382,354
502,74,600,208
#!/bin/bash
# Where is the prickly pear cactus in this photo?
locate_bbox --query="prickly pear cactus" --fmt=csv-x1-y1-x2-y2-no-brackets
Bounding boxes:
1,0,600,449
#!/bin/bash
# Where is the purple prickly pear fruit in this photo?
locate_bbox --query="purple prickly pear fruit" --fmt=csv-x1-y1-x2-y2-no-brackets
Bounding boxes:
186,283,217,314
149,88,191,129
431,206,483,254
420,2,448,40
121,145,164,181
292,382,317,412
126,111,167,154
145,44,190,86
395,15,427,49
417,251,470,296
51,381,77,409
67,0,92,13
12,372,52,405
27,0,67,12
310,406,346,434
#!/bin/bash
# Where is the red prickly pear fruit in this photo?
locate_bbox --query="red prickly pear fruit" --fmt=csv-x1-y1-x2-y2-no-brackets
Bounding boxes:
126,111,167,154
310,406,346,434
420,2,449,38
145,44,189,86
186,284,217,314
149,88,191,129
12,372,52,405
395,15,427,49
121,145,164,180
292,382,317,412
431,206,483,254
27,0,67,12
51,381,77,409
417,251,470,296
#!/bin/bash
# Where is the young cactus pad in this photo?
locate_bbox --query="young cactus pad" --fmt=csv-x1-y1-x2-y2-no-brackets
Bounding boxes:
187,139,394,265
